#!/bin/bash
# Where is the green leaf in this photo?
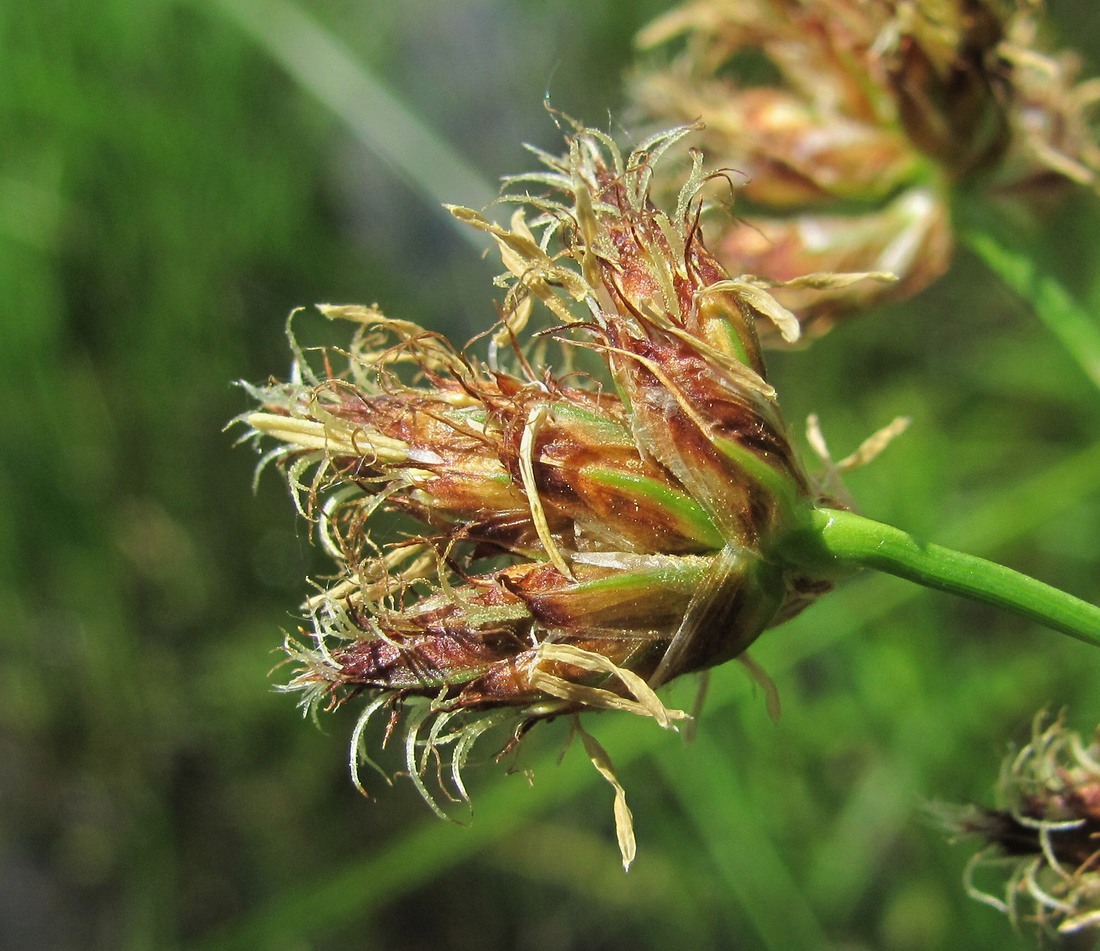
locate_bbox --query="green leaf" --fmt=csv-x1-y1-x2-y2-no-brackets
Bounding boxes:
963,228,1100,390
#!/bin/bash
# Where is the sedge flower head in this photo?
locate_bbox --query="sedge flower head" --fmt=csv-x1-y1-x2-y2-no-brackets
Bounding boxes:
936,712,1100,936
630,0,1100,332
240,126,883,866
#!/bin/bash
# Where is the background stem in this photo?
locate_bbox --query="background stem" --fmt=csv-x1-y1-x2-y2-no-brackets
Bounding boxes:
961,227,1100,390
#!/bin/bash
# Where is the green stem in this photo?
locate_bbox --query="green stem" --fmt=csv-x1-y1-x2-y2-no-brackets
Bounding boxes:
781,507,1100,649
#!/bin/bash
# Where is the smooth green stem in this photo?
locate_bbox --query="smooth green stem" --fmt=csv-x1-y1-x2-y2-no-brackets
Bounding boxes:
781,507,1100,649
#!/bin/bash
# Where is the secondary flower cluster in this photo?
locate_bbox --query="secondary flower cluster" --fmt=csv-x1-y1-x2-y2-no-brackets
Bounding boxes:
243,127,876,865
630,0,1100,330
938,712,1100,936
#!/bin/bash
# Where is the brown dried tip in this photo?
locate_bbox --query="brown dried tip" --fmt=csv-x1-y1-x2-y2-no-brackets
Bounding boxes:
241,125,882,867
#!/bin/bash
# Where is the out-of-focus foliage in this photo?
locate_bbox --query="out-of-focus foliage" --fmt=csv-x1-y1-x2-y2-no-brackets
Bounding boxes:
2,1,1098,949
626,0,1100,335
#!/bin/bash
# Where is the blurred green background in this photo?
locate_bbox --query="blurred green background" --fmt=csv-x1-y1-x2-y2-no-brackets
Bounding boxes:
4,1,1100,948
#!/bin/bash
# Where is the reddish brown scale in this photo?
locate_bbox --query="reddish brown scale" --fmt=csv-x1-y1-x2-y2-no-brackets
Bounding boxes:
598,327,789,542
594,161,688,270
493,560,572,596
520,566,695,633
682,242,728,298
327,568,541,695
487,399,648,543
320,380,551,532
444,650,546,709
492,388,553,477
773,573,836,626
886,2,1009,175
1065,776,1100,819
391,496,542,557
593,170,769,384
533,423,641,482
553,634,668,682
332,627,528,693
985,803,1100,868
672,575,763,672
532,431,633,489
527,410,715,553
497,560,677,633
458,514,546,559
606,222,668,307
447,631,667,712
380,400,487,457
557,468,714,553
488,372,527,399
681,357,785,454
393,470,530,524
620,326,796,470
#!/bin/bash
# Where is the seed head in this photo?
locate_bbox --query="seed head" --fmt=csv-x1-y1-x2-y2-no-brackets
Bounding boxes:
936,711,1100,935
630,0,1100,331
241,127,873,866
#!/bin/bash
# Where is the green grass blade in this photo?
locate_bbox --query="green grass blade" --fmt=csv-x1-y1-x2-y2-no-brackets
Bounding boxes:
963,228,1100,390
209,0,497,243
655,732,830,950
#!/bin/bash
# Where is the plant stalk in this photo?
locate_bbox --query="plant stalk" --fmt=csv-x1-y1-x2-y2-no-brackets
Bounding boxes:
781,508,1100,648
